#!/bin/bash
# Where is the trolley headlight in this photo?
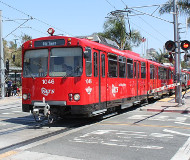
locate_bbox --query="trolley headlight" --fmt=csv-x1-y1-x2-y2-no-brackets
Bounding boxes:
22,94,28,100
74,94,80,101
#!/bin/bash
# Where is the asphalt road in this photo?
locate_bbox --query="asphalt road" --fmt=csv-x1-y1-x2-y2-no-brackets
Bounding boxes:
0,101,190,160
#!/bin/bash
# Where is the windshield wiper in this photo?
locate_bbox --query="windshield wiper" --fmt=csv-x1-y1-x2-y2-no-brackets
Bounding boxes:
25,66,35,79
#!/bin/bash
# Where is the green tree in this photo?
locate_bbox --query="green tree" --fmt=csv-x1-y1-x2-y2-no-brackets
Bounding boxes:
99,16,142,50
3,34,32,67
149,49,169,63
159,0,190,27
181,61,187,68
21,34,32,44
9,41,15,49
3,39,8,61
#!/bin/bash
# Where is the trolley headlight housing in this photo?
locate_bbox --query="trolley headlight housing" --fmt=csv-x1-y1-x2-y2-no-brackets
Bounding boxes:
73,94,80,101
22,94,28,100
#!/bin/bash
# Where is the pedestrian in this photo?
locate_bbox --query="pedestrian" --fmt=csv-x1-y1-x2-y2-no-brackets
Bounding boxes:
5,80,8,97
12,82,17,96
7,80,12,97
17,87,20,96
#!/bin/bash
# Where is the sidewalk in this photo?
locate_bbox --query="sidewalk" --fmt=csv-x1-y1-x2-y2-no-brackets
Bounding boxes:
0,96,22,105
140,89,190,113
1,90,190,113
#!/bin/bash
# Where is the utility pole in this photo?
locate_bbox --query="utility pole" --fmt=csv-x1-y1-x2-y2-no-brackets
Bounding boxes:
173,0,182,104
0,10,5,98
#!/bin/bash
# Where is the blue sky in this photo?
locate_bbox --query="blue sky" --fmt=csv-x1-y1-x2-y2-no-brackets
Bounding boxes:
1,0,189,55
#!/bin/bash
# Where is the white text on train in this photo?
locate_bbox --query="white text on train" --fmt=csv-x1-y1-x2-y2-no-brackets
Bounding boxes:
42,79,55,85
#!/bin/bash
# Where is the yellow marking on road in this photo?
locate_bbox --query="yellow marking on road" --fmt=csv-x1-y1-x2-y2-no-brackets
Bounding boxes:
0,150,18,160
99,122,190,130
159,98,173,102
157,89,190,102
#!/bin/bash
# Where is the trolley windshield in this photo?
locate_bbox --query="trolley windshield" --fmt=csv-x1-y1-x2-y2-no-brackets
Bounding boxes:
23,49,48,78
49,48,82,77
23,47,83,78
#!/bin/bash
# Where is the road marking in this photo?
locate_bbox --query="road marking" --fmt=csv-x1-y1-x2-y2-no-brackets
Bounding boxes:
12,111,22,113
159,98,173,102
175,122,190,126
0,150,18,160
184,115,190,118
150,133,173,138
99,122,190,130
127,115,186,122
171,137,190,160
0,122,6,126
1,113,14,115
163,129,190,137
130,145,163,149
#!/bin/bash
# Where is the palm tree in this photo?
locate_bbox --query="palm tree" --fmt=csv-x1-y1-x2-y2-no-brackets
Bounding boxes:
149,49,169,63
99,16,142,50
159,0,190,27
21,34,32,44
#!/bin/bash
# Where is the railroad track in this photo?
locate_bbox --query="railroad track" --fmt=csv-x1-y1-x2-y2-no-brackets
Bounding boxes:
0,118,97,155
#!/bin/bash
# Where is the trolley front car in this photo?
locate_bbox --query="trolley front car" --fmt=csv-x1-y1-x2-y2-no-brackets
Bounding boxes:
22,28,190,121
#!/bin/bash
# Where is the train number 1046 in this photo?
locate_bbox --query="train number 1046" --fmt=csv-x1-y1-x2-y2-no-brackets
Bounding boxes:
42,79,54,85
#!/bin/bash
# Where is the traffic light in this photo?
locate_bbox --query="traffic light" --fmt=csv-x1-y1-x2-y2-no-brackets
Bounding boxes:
5,59,9,75
165,40,176,52
181,40,190,51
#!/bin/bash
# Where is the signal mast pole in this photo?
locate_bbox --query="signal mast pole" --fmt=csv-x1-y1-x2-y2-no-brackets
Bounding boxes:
0,10,5,98
173,0,182,104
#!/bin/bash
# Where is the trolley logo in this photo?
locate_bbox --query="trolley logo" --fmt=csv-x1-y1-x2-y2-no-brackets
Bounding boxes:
112,84,118,97
85,86,92,95
41,88,55,96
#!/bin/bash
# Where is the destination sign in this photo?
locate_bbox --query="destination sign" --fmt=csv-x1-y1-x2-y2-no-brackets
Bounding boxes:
34,39,65,47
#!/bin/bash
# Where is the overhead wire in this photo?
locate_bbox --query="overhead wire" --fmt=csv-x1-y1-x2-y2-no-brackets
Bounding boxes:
104,0,132,50
0,0,73,36
119,0,170,42
105,0,117,10
2,15,47,37
129,19,164,44
4,19,29,39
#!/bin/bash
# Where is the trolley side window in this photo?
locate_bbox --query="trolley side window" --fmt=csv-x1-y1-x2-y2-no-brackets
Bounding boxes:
119,56,126,78
158,67,166,79
101,54,105,77
141,62,146,79
85,47,92,77
158,67,162,79
127,58,133,79
49,47,82,77
108,53,117,77
23,49,48,78
150,64,155,79
94,52,98,77
163,68,167,79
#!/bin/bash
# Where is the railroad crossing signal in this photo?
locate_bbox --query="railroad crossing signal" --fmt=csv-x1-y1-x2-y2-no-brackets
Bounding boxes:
164,40,190,63
181,40,190,51
165,40,176,52
165,40,190,52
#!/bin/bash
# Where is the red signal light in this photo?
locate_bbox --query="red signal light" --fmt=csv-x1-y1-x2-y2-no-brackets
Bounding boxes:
181,40,190,51
183,43,189,49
